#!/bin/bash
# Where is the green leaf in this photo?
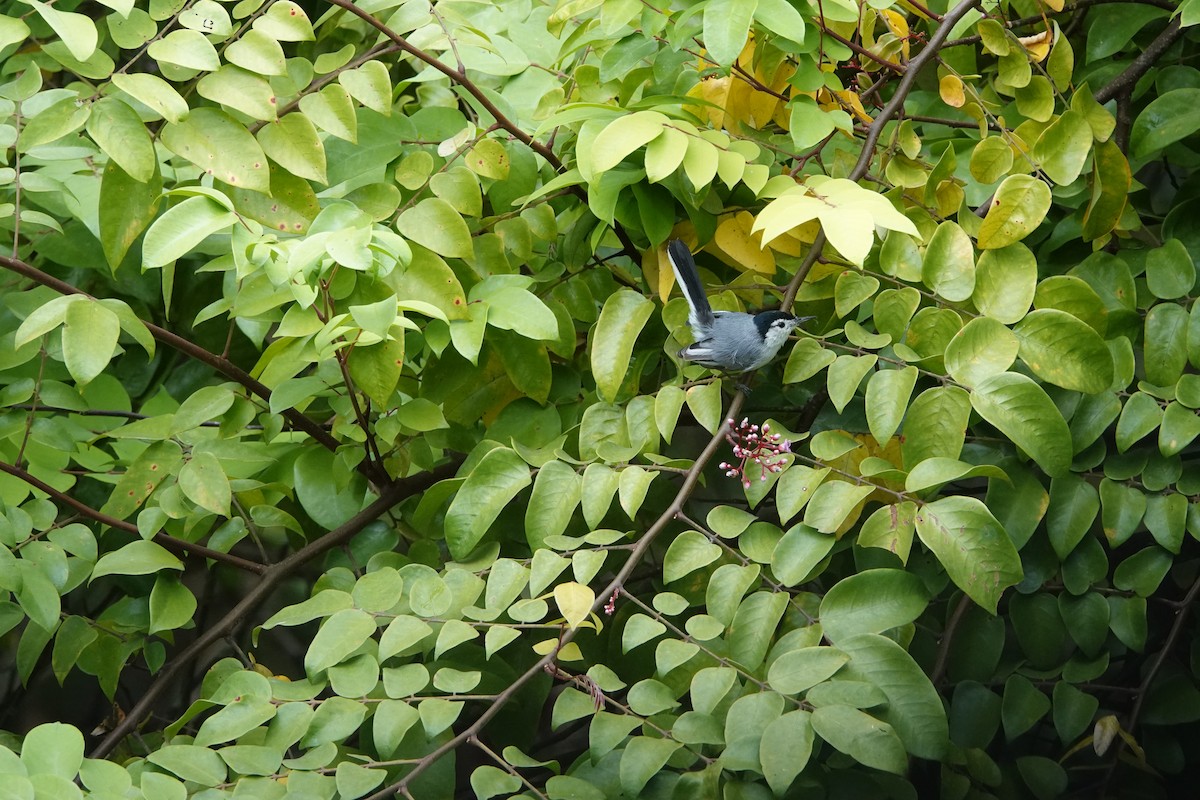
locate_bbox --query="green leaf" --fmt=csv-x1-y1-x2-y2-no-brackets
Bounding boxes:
92,540,184,579
143,195,238,269
1130,88,1200,159
1046,474,1099,559
771,520,833,584
664,530,722,583
826,354,876,412
378,615,433,660
810,705,907,774
592,289,654,403
973,242,1037,323
1014,309,1113,392
804,480,874,533
101,440,183,519
525,461,581,549
970,137,1014,183
728,591,787,670
901,386,971,466
915,496,1021,612
1002,674,1050,738
1113,546,1173,597
197,65,277,122
161,108,271,193
970,372,1072,477
819,569,929,642
147,28,219,71
444,447,531,559
1146,239,1195,300
759,711,814,795
922,221,976,301
1032,110,1092,185
591,111,667,173
1116,391,1163,452
298,84,357,142
1144,302,1189,386
767,647,849,693
99,159,162,272
396,198,473,259
147,745,226,786
87,98,155,183
703,0,757,65
149,574,197,634
110,72,189,124
23,0,96,60
619,736,681,797
838,633,950,759
62,299,119,386
945,317,1019,388
339,60,392,115
305,608,377,675
257,113,327,184
225,28,286,76
976,175,1052,249
178,450,232,516
253,0,314,41
21,722,84,779
475,284,557,340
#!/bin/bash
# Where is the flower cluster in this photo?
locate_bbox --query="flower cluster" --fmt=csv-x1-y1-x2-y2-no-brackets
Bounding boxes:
719,418,791,488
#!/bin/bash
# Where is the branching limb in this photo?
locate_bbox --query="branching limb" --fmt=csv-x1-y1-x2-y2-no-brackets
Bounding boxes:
0,460,268,575
362,393,748,799
0,256,360,474
88,460,459,758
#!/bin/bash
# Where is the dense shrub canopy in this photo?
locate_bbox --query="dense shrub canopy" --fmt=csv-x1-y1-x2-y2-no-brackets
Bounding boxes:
1,0,1200,797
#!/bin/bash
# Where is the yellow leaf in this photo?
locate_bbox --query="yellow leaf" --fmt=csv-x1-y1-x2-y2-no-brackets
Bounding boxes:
684,76,729,129
712,212,775,274
1041,0,1064,10
879,8,909,38
939,75,966,108
554,581,595,629
1018,29,1054,62
1092,715,1119,756
820,89,873,124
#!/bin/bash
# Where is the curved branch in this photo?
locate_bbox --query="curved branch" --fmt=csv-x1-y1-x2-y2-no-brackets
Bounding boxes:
1094,18,1182,104
0,460,268,574
782,0,983,309
88,459,459,758
0,256,387,484
363,393,748,799
318,0,645,265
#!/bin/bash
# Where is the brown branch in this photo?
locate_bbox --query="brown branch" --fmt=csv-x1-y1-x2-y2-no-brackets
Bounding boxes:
782,0,983,310
1099,569,1200,795
0,460,268,575
0,256,386,483
1094,17,1182,104
88,459,459,758
942,0,1178,48
820,26,907,74
931,593,972,684
318,0,645,265
364,393,748,799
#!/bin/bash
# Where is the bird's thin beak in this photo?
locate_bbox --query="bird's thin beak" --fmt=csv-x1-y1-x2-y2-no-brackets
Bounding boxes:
794,315,816,327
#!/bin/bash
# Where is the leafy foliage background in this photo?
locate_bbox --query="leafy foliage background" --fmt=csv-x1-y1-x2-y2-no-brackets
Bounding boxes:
0,0,1199,797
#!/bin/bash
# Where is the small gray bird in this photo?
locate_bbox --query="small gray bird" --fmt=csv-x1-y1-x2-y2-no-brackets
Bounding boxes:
666,240,812,373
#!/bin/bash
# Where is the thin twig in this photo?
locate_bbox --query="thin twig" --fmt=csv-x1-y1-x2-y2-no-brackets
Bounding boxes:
363,394,748,800
88,460,459,758
0,256,380,482
0,460,268,574
782,0,983,310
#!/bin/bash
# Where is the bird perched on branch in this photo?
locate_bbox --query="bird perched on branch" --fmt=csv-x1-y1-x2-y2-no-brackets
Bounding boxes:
666,239,812,374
